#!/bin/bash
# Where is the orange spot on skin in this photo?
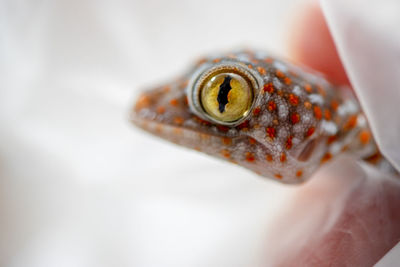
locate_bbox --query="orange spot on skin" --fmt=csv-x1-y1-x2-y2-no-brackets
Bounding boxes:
304,101,312,109
257,66,266,75
296,170,303,177
266,127,276,139
288,94,299,105
217,125,229,132
284,77,292,85
249,137,257,145
276,70,285,78
327,135,337,144
247,64,253,69
306,127,315,137
197,58,207,65
321,152,332,163
305,84,313,93
324,109,332,120
156,106,166,114
245,152,256,162
237,120,249,130
213,58,221,63
253,107,261,116
286,136,293,150
221,149,230,158
359,130,371,145
169,98,178,106
266,154,273,162
290,112,300,124
194,116,211,126
346,115,358,130
268,101,277,111
274,174,283,179
264,58,274,63
263,83,274,94
313,106,322,120
344,114,358,130
222,137,232,146
331,100,339,111
173,116,184,125
280,152,286,162
134,94,151,111
251,59,259,64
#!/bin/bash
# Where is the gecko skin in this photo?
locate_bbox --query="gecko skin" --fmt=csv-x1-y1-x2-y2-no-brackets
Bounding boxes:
131,50,396,184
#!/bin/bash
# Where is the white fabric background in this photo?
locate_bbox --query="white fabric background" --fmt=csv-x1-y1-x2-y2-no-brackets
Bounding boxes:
1,0,399,266
1,1,300,266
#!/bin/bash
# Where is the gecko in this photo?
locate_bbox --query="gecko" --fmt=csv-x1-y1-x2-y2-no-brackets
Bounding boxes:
131,50,397,184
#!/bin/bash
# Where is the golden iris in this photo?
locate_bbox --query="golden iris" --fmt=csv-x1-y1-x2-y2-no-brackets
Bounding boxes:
200,72,253,122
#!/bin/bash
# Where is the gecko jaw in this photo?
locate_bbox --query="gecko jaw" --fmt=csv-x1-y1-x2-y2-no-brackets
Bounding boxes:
131,91,308,184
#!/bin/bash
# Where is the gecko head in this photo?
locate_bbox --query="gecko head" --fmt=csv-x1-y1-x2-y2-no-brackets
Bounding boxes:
131,54,327,183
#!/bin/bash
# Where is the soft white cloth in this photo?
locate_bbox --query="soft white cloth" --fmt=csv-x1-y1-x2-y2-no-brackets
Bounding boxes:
322,0,400,171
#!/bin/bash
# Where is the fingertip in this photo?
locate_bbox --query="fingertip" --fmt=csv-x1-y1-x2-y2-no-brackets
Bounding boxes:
285,0,350,85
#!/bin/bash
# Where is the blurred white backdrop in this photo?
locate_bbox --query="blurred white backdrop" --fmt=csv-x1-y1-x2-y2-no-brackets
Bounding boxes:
1,0,303,266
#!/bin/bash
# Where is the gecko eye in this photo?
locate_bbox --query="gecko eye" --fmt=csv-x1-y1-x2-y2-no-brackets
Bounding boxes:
190,64,259,125
201,72,253,122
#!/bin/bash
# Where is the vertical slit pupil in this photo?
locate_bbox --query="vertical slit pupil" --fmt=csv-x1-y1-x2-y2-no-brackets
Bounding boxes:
217,75,232,113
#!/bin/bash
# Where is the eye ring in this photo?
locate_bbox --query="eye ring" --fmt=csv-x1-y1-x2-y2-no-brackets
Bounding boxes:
188,63,261,126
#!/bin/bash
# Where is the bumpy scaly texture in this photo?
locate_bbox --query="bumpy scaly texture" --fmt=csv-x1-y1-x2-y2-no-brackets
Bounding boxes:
131,50,395,184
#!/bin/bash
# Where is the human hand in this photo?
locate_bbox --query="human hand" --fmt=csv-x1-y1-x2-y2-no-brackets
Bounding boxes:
264,1,400,266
